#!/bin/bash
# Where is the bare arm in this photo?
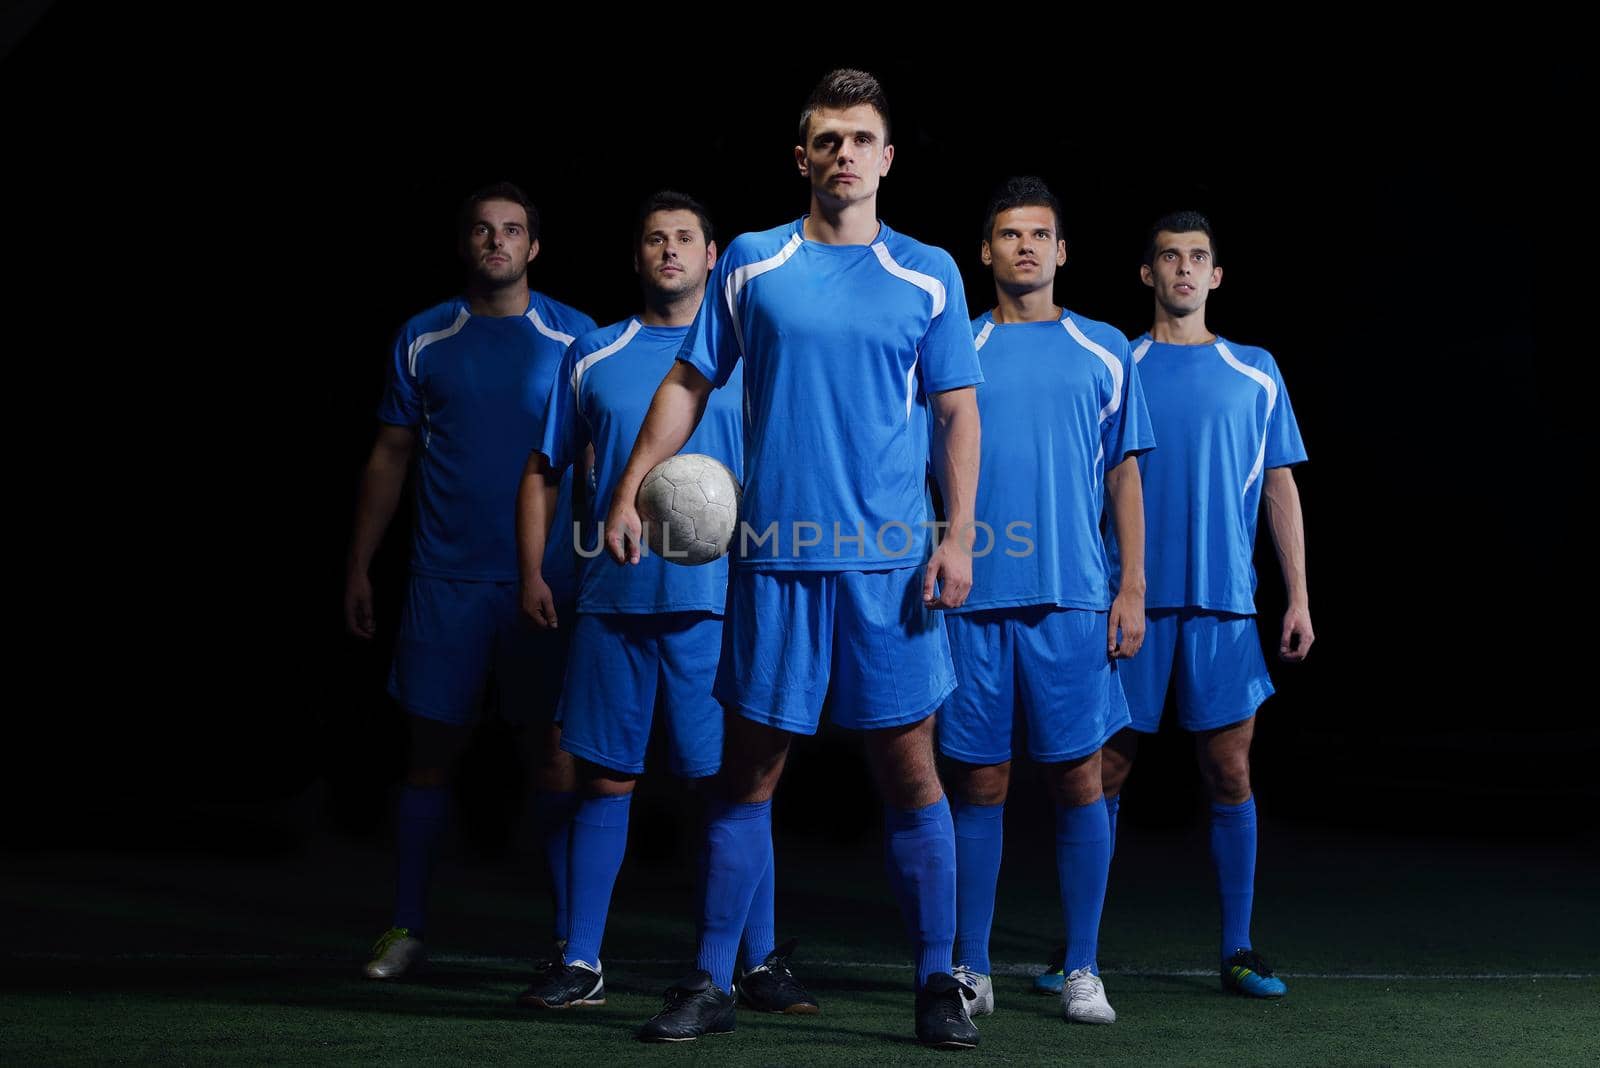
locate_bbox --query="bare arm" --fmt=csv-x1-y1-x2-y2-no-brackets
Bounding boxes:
925,385,981,608
1262,465,1313,661
516,452,565,627
603,361,714,564
344,425,416,638
1104,456,1147,658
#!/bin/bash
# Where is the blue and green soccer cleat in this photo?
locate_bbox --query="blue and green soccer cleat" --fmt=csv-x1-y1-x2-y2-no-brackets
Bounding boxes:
1221,948,1288,997
1031,945,1066,995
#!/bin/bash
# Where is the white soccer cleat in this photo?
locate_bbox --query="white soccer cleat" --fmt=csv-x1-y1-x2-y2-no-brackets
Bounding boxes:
1063,968,1116,1024
364,927,424,980
950,964,994,1016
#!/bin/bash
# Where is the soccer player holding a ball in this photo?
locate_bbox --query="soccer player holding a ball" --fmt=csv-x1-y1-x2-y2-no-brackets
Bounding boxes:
517,192,815,1015
604,70,986,1048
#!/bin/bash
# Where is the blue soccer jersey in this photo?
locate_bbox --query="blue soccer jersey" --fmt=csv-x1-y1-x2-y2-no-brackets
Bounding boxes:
540,318,744,614
1109,335,1308,614
677,218,983,570
955,309,1155,612
378,293,595,592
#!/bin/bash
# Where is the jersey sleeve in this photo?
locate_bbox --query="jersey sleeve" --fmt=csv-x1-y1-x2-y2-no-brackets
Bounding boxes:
918,252,984,394
1264,356,1308,468
677,249,742,389
1105,337,1157,463
376,326,422,428
537,342,586,470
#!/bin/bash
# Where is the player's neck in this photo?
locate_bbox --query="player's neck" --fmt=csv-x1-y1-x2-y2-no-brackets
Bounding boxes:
640,288,704,328
804,198,880,246
1149,305,1215,345
467,279,530,319
991,285,1059,325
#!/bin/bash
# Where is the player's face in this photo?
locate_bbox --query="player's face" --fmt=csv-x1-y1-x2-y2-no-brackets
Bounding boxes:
463,198,538,286
635,209,716,298
982,206,1066,295
795,105,894,208
1142,230,1222,315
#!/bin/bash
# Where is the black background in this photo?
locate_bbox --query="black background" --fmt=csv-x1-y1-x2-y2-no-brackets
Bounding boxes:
3,13,1590,859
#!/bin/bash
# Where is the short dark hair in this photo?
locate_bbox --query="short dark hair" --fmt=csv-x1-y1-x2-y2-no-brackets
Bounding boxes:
798,68,891,145
1142,210,1218,268
982,176,1064,244
634,190,714,247
458,181,539,243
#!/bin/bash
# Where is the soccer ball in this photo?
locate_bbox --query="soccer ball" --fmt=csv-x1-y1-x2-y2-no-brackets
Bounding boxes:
635,453,741,566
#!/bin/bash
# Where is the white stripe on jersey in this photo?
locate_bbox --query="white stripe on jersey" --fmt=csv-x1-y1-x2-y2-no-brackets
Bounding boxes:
973,320,995,351
571,318,643,399
726,233,804,356
527,305,577,346
1064,315,1124,469
1215,340,1278,496
870,242,946,317
871,243,947,421
1131,337,1153,364
407,307,470,376
1063,316,1124,423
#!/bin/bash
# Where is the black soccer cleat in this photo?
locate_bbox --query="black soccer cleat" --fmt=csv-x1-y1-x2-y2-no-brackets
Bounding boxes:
516,960,605,1009
737,938,820,1014
915,971,979,1049
637,969,737,1042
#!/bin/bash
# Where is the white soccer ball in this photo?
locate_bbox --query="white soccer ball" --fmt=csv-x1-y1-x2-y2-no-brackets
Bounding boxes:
635,453,741,566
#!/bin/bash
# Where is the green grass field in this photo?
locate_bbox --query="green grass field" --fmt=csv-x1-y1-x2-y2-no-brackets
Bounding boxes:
4,820,1597,1065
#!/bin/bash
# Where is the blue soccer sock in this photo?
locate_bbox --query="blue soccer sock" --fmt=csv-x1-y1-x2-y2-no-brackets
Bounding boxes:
951,799,1004,974
741,832,777,971
536,790,578,944
562,794,632,968
885,797,958,990
1056,798,1111,976
393,784,450,937
1105,792,1121,855
696,799,772,992
1211,797,1257,959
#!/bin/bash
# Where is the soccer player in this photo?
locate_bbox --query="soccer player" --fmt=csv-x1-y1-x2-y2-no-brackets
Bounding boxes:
1102,210,1313,998
940,178,1153,1025
603,70,986,1048
514,191,815,1015
345,183,595,980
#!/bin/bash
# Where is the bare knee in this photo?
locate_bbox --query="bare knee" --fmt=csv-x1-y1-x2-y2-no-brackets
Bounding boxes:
1100,728,1139,799
580,761,636,798
1198,718,1254,804
950,761,1010,806
1048,751,1104,808
406,715,470,786
720,712,791,803
405,766,451,789
533,723,578,794
864,717,943,810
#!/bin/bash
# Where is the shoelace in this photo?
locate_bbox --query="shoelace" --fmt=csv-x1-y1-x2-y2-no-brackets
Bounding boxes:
1067,974,1103,1004
931,987,971,1025
1246,953,1275,976
650,986,696,1019
1232,951,1275,977
748,946,798,981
